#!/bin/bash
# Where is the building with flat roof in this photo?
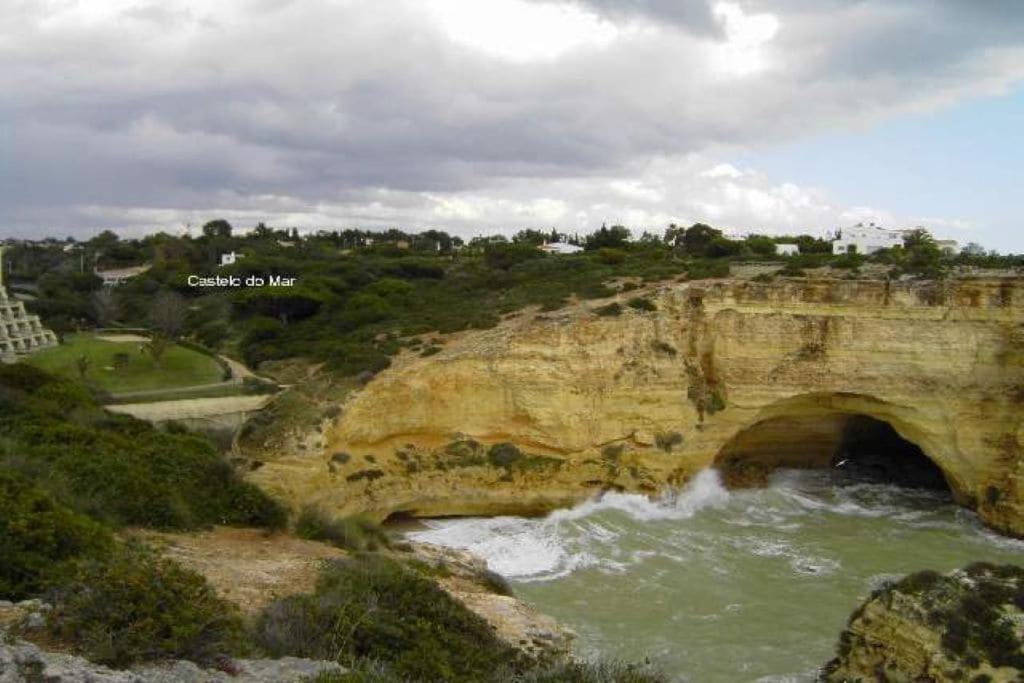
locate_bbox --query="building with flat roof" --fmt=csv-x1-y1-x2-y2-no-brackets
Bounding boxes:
832,223,907,255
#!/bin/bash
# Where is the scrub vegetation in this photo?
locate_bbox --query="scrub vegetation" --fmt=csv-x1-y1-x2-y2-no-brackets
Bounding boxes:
9,221,1011,386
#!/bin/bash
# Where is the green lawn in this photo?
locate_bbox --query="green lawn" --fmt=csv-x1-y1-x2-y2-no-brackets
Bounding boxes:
27,334,225,394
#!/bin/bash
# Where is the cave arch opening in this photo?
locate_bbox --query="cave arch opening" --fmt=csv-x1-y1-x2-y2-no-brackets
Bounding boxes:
714,396,950,493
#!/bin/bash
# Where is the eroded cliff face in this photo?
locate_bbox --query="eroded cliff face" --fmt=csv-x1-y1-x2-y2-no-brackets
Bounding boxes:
823,564,1024,682
247,278,1024,535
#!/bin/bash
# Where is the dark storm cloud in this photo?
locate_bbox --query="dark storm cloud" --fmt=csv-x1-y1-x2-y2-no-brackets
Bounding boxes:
0,0,1023,238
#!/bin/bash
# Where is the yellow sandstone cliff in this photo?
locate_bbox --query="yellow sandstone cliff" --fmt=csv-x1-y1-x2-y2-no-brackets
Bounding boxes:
247,278,1024,535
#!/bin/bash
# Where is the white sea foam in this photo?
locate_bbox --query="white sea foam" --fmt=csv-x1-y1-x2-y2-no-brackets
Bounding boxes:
409,468,731,579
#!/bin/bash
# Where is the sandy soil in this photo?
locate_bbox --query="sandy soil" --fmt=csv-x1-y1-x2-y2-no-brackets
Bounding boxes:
129,527,345,615
106,394,274,420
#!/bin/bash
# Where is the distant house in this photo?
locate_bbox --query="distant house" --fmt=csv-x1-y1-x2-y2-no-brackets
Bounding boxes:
538,242,583,255
774,243,799,256
936,239,959,254
832,223,906,255
219,251,243,267
96,264,151,287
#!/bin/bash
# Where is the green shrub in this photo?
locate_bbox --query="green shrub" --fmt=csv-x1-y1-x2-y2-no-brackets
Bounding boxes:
685,260,730,280
254,555,520,682
654,432,683,453
500,658,669,682
596,248,627,266
626,297,657,312
487,442,523,468
594,302,623,317
49,543,245,668
650,341,677,356
0,365,287,532
0,471,113,600
295,506,391,552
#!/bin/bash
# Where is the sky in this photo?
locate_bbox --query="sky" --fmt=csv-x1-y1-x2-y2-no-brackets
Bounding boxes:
2,0,1023,251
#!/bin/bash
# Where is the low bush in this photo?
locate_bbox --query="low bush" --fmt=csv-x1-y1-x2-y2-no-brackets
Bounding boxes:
487,442,524,468
500,658,669,682
594,302,623,317
48,543,246,668
654,431,683,453
0,472,113,600
295,506,391,552
626,297,657,312
0,364,287,532
685,260,730,280
254,555,520,682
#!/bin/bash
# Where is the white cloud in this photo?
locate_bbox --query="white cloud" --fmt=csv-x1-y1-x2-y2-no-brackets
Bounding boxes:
428,0,619,62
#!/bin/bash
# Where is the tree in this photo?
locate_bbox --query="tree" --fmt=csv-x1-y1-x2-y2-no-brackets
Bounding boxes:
663,224,686,247
148,290,187,339
903,229,944,278
90,289,119,326
705,236,742,258
512,229,548,246
75,355,90,379
584,224,630,250
744,235,777,256
483,242,543,270
794,234,833,254
679,224,722,256
903,228,936,251
201,219,233,239
142,334,171,368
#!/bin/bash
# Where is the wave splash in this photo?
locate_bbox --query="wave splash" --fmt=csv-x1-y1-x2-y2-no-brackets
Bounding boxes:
408,469,730,580
407,467,1024,581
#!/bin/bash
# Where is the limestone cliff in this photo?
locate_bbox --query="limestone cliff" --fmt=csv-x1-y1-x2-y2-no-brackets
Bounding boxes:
246,278,1024,534
823,563,1024,682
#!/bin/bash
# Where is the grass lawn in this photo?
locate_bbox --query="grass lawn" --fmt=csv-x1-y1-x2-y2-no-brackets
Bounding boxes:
27,333,225,394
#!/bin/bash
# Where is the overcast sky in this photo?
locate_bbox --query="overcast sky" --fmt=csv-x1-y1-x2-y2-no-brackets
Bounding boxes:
3,0,1023,250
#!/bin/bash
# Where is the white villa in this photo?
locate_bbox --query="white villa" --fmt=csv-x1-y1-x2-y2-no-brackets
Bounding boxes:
775,243,800,256
832,223,906,255
832,223,958,255
219,251,244,267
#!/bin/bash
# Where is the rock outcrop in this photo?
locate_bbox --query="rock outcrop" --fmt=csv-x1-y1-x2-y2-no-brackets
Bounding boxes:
822,563,1024,682
246,278,1024,535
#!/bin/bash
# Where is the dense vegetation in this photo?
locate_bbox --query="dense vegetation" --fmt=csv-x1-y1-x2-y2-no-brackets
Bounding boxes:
255,554,520,682
0,363,286,530
48,543,247,668
0,363,285,666
10,221,1016,382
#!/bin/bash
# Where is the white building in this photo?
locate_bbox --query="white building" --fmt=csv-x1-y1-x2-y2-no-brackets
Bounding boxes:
774,243,799,256
219,251,243,267
538,242,583,255
832,223,907,255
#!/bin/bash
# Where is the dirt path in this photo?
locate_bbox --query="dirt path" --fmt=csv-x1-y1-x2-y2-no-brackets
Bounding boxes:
106,394,274,421
95,333,150,343
221,354,255,380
